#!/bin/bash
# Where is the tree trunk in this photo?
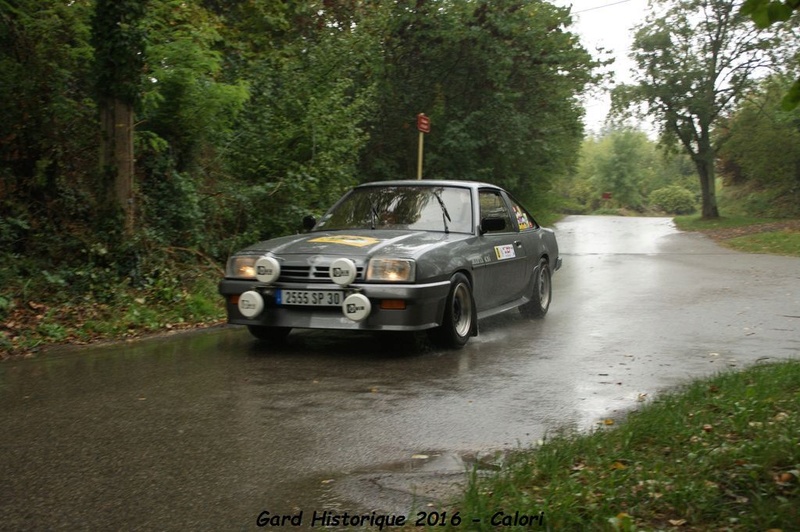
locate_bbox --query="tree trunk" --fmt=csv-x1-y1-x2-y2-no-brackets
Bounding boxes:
99,97,135,234
695,128,719,219
695,154,719,219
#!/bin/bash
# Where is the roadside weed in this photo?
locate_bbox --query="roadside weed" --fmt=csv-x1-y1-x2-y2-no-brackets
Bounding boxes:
442,361,800,531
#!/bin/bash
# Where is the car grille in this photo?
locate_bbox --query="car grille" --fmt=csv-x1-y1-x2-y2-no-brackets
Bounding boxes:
279,265,365,283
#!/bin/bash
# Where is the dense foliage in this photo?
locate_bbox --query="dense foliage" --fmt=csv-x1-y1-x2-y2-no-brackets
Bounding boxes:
0,0,598,352
717,75,800,217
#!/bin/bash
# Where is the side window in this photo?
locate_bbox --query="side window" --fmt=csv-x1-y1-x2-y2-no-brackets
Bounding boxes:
509,198,538,232
479,190,513,233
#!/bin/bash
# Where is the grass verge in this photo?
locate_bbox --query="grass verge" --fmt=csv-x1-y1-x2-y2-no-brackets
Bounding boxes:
439,361,800,531
673,215,778,232
674,215,800,257
724,230,800,257
0,271,226,359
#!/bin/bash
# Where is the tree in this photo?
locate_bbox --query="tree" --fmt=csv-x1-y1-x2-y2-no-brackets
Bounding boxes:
740,0,800,109
555,128,695,213
0,1,95,207
91,0,148,234
134,0,249,246
717,75,800,216
358,0,598,210
220,0,377,242
593,129,656,210
612,0,782,219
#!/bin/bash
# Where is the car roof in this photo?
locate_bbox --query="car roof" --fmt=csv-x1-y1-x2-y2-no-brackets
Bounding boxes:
355,180,502,191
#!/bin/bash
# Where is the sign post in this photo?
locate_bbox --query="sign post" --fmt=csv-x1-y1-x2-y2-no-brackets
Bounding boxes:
416,113,430,180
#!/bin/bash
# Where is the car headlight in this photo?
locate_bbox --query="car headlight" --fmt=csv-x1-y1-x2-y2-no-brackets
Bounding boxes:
226,255,258,279
367,258,415,282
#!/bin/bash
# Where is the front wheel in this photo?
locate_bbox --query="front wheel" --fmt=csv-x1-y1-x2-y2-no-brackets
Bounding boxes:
247,325,291,343
519,258,551,319
428,273,475,349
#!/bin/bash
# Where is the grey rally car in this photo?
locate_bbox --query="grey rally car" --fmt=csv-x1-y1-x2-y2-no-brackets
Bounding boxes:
218,180,561,348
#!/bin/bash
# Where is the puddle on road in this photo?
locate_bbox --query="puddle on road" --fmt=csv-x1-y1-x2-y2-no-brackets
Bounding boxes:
312,450,509,520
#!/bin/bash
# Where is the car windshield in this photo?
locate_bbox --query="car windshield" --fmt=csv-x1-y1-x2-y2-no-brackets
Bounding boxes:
314,185,473,234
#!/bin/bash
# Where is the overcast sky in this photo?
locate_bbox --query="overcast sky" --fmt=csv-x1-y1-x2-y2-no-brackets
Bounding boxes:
551,0,651,134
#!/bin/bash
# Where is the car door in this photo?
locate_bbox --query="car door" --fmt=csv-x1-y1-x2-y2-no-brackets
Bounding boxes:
474,189,529,310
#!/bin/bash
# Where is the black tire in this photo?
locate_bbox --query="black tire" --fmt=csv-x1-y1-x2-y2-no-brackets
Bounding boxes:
428,273,475,349
247,325,291,343
519,257,551,319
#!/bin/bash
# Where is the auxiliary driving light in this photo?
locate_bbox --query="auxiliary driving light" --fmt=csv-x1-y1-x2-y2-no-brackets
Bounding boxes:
255,256,281,284
329,258,357,287
342,293,371,322
238,290,264,318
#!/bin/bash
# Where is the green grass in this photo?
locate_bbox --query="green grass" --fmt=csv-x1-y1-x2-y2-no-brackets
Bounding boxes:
673,215,800,257
439,362,800,531
673,215,777,232
725,230,800,257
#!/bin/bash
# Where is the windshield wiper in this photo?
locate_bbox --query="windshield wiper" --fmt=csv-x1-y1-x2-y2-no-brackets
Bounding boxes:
432,191,451,234
370,204,379,230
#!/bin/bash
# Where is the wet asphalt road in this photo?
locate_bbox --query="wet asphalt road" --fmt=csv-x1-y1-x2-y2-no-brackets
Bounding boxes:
1,216,798,530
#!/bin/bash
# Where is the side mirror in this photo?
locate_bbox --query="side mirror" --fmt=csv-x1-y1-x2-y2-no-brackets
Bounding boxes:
302,215,316,231
480,217,506,234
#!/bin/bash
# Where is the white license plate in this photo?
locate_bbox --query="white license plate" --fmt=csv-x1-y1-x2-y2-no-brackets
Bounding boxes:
277,289,344,307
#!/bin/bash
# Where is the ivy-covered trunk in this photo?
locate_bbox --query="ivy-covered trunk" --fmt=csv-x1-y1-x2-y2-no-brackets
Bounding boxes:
98,97,135,234
91,0,147,235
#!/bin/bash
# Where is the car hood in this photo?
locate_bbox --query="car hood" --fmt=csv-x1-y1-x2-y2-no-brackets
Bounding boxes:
238,230,470,260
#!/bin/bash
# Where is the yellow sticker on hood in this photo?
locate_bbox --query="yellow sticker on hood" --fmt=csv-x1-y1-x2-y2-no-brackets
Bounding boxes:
307,235,381,247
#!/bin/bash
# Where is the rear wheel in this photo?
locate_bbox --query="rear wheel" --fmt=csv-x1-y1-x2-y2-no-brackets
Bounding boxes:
247,325,291,343
519,258,551,318
428,273,475,349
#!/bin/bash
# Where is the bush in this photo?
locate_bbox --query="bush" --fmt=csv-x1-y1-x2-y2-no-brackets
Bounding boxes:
649,185,697,214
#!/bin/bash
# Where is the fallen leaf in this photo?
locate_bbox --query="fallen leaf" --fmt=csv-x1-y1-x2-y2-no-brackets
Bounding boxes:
603,418,615,426
608,512,634,530
669,519,687,526
702,424,713,432
610,461,627,470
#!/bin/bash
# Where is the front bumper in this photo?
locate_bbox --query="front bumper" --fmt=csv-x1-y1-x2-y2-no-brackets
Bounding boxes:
218,279,451,332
